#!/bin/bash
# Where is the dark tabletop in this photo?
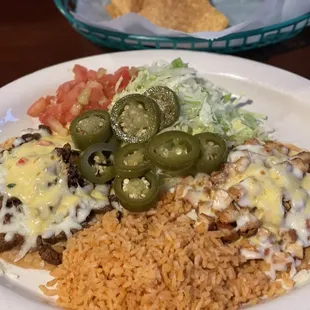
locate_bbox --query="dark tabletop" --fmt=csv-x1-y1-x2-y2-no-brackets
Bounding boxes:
1,1,309,87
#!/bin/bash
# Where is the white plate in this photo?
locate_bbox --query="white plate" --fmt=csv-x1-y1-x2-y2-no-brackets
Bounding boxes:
0,50,310,310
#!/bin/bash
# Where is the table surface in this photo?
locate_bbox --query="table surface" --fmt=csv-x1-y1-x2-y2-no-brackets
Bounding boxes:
1,1,309,87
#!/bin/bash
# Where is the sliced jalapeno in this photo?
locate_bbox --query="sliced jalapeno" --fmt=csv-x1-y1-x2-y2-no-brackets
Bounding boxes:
161,164,197,177
106,134,121,151
146,131,200,171
70,110,112,150
113,172,159,212
114,143,152,178
110,94,160,143
78,143,116,184
195,132,227,174
144,86,180,129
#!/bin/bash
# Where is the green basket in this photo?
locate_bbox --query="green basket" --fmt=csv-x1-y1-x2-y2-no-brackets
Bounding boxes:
55,0,310,53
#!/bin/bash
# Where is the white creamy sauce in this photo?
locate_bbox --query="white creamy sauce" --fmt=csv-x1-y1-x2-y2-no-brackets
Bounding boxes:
285,213,310,246
236,213,257,229
293,269,310,287
211,189,232,211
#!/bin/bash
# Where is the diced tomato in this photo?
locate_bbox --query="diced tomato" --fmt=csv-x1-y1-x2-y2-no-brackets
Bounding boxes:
27,97,49,117
129,67,138,78
100,98,111,110
64,113,77,124
59,100,75,112
98,74,116,98
97,68,107,78
40,113,68,136
73,64,88,83
87,69,97,81
49,100,75,125
115,66,130,81
45,95,55,105
64,103,82,123
56,80,76,102
28,65,138,132
69,103,82,116
83,98,111,111
114,67,132,93
64,82,86,103
37,140,53,146
42,104,63,124
89,87,105,105
17,158,28,165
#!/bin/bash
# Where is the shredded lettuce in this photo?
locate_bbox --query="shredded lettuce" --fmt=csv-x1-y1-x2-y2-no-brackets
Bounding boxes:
171,58,188,69
112,59,271,145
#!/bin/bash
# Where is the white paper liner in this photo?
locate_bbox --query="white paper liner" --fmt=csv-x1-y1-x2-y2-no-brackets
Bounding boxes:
72,0,310,40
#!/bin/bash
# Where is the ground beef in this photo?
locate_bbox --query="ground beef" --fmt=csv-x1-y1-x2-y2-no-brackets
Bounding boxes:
97,205,114,215
3,214,12,225
38,124,52,135
37,236,63,265
67,165,86,188
6,197,22,209
55,143,72,163
109,194,119,203
43,232,67,245
0,233,24,253
37,204,115,264
21,133,41,143
43,207,113,245
55,143,79,164
116,211,123,222
54,144,86,188
2,197,22,225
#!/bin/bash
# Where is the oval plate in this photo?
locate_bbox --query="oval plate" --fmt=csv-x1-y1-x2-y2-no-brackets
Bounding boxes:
0,50,310,310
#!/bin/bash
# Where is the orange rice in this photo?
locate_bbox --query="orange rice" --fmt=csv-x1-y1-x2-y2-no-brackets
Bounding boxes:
48,192,290,310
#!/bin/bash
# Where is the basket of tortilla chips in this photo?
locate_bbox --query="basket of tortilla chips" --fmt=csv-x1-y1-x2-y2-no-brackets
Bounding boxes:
54,0,310,53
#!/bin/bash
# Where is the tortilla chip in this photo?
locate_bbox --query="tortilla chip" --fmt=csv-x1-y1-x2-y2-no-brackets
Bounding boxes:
106,0,228,32
105,0,143,18
138,0,228,32
0,250,54,271
0,137,14,150
132,0,144,12
106,3,123,18
194,2,229,32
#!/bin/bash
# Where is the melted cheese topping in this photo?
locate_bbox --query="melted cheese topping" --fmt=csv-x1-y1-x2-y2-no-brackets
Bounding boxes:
225,162,287,233
227,145,310,237
0,130,110,259
173,142,310,282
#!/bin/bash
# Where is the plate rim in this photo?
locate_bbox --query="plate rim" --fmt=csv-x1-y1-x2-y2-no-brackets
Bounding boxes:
1,49,309,89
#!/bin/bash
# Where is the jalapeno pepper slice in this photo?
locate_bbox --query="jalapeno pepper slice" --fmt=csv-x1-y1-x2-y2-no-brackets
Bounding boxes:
114,143,152,178
78,143,116,184
113,172,159,212
161,164,197,177
106,134,121,151
144,86,180,129
70,110,112,150
195,132,227,174
146,131,200,171
110,94,160,143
